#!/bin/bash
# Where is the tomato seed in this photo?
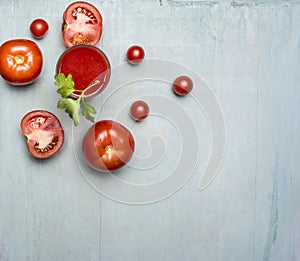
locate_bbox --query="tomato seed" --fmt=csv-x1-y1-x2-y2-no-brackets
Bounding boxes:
34,137,58,153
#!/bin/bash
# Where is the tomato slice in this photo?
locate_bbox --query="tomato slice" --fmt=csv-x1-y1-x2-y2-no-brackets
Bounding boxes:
62,1,103,47
20,110,65,159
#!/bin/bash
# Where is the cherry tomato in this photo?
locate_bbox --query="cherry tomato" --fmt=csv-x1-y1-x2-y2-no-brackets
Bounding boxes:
82,120,135,172
0,39,43,85
62,1,103,48
172,75,193,96
20,110,64,159
126,45,145,65
30,19,49,39
130,100,149,121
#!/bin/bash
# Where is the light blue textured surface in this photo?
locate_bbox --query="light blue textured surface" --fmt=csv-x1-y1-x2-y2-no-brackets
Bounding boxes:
0,0,300,260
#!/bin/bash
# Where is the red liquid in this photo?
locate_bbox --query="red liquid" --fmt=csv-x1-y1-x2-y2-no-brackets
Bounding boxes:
56,45,110,98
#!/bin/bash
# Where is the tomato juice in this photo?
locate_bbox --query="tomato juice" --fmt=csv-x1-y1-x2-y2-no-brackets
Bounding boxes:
56,45,110,98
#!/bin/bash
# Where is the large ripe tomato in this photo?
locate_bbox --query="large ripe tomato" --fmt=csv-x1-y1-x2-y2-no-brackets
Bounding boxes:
20,110,64,159
0,39,43,85
62,1,103,48
82,120,135,172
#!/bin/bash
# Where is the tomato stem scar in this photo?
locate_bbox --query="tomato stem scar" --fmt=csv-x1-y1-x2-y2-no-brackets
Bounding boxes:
14,55,25,64
105,145,114,154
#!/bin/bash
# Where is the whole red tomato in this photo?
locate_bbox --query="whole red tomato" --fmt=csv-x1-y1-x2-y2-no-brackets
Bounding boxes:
62,1,103,47
0,39,43,85
82,120,135,172
20,110,64,159
130,100,149,121
30,18,49,39
126,45,145,65
172,75,193,96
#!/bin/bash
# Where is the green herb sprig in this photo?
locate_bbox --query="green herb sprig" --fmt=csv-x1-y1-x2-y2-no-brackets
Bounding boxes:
54,73,97,126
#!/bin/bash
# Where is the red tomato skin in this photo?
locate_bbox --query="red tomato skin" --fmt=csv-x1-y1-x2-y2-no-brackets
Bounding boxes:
0,39,43,85
130,101,149,121
30,19,49,39
173,75,193,96
20,110,64,159
127,45,145,65
62,1,103,48
82,120,135,172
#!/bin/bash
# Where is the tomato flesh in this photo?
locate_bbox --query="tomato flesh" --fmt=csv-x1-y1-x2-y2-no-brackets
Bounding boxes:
0,39,43,85
56,45,111,98
62,2,103,47
82,120,135,172
21,110,64,159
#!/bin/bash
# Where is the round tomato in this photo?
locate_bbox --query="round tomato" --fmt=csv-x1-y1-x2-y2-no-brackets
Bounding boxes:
0,39,43,85
62,1,103,48
130,100,149,121
30,18,49,39
172,75,193,96
82,120,135,172
20,110,64,159
127,45,145,65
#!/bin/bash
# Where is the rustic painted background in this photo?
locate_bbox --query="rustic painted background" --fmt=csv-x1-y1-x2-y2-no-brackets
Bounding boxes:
0,0,300,260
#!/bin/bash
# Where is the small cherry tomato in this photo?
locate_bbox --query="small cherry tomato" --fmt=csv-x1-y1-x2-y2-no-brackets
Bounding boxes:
82,120,135,172
20,110,65,159
62,1,103,47
172,75,193,96
30,19,49,39
126,45,145,65
0,39,43,85
130,100,149,121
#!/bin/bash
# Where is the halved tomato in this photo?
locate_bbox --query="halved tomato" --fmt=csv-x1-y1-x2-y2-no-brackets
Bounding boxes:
62,1,103,48
20,110,64,159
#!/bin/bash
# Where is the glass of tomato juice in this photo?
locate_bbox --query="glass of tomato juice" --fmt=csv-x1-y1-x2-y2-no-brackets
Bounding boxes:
56,44,111,98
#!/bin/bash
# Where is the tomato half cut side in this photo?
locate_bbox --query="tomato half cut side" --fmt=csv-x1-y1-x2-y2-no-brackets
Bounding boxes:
62,1,103,47
20,110,65,159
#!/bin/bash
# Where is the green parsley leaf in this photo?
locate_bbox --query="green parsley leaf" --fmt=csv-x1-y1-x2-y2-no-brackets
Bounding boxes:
81,101,96,123
57,98,81,126
55,73,75,98
54,73,99,126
